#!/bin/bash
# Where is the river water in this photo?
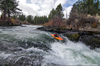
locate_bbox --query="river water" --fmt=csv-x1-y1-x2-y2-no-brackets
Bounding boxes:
0,25,100,66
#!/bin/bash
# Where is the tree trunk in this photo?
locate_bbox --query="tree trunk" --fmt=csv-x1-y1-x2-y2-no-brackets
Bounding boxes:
8,9,10,17
3,0,6,20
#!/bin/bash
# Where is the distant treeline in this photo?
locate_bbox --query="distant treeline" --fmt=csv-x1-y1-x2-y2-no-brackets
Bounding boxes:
12,15,48,24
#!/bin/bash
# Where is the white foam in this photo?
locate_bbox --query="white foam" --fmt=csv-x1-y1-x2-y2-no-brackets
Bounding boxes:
43,40,100,65
0,52,11,59
25,47,48,55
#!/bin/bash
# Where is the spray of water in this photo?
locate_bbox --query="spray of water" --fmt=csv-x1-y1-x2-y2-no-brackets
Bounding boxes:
0,25,100,66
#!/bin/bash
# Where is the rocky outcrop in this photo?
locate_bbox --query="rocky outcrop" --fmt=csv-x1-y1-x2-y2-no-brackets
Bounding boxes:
37,26,100,49
64,32,80,42
64,30,100,49
80,35,100,49
37,27,65,33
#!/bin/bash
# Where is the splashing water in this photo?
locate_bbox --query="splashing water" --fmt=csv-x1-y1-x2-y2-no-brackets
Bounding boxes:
0,25,100,66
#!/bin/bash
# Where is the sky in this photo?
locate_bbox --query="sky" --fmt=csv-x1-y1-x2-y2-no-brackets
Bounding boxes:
17,0,78,18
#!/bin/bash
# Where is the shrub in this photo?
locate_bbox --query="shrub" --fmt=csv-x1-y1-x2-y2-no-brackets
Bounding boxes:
88,17,96,23
92,22,97,28
61,27,66,30
70,13,79,19
11,18,15,25
78,15,87,24
44,20,53,27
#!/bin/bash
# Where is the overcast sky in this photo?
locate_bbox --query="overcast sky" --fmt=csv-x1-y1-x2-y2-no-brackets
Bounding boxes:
18,0,78,18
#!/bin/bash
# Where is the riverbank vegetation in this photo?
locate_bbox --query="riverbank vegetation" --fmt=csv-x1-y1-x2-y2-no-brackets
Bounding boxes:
44,0,100,33
44,4,65,29
0,0,22,26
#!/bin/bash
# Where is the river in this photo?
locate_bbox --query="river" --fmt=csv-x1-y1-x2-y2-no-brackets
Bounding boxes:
0,25,100,66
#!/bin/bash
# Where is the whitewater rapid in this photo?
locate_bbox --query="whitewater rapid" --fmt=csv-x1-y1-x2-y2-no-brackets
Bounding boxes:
0,25,100,66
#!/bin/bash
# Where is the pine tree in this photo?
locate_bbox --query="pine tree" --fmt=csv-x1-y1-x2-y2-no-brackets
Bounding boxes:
48,4,64,20
0,0,21,20
18,14,26,21
72,0,100,15
27,15,33,23
48,8,56,20
0,0,6,20
33,16,48,24
56,4,64,19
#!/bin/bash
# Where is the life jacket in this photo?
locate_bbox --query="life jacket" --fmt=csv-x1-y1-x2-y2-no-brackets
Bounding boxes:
54,34,58,37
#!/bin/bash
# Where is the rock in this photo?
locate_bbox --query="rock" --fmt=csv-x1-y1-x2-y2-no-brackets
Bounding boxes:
37,27,53,31
37,27,64,33
80,35,100,49
64,32,80,42
37,27,44,30
98,20,100,23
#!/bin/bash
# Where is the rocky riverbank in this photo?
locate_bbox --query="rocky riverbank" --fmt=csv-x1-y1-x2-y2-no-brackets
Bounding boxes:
37,27,100,49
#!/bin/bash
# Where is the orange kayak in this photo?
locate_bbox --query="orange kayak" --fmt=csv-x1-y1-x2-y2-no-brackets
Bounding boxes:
51,34,63,40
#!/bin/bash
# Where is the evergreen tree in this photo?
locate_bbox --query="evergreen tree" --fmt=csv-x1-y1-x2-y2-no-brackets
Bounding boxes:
0,0,21,20
0,0,6,20
72,0,100,15
34,16,37,24
56,4,64,19
48,8,56,20
11,15,17,19
27,15,33,23
48,4,64,20
33,16,48,24
18,14,26,21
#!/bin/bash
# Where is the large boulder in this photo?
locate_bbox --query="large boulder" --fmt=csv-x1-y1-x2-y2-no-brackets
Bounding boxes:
64,32,80,42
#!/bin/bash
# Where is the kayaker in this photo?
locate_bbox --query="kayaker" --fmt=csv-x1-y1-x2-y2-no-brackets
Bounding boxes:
54,34,58,37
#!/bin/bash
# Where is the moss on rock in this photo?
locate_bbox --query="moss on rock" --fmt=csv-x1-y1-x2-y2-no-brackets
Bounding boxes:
65,33,80,41
92,38,100,46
